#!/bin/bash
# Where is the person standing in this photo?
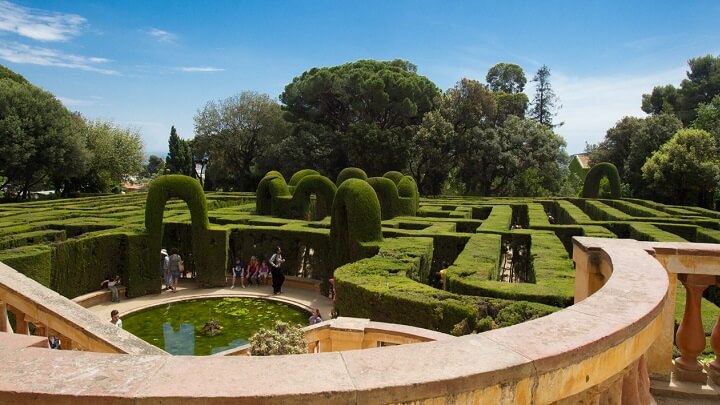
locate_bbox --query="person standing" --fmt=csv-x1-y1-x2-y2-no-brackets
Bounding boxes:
269,246,286,294
168,248,182,292
161,249,171,290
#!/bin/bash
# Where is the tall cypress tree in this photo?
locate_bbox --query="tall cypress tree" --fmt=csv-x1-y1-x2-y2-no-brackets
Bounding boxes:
166,126,193,176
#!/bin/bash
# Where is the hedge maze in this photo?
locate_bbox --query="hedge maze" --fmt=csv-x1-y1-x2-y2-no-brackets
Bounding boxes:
2,170,720,337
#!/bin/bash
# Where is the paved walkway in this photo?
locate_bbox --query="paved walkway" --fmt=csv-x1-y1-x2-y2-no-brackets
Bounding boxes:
86,278,334,322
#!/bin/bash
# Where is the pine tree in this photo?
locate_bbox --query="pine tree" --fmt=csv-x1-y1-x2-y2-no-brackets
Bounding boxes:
166,126,193,176
528,65,562,128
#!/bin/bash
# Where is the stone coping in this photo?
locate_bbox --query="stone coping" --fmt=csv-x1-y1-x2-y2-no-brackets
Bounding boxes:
573,236,720,276
0,262,164,356
0,237,669,403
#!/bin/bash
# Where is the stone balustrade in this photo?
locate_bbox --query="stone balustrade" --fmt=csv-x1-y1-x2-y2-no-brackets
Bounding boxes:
573,238,720,389
1,237,672,403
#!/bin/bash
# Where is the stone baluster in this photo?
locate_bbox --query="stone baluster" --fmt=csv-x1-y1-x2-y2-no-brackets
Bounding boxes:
7,305,29,334
0,301,8,333
708,278,720,385
674,274,714,382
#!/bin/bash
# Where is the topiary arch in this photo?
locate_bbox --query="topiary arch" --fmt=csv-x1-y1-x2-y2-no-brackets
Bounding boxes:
145,175,217,289
581,162,621,199
329,178,383,269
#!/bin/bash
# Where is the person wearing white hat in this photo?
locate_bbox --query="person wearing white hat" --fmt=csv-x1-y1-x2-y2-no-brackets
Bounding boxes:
161,249,171,290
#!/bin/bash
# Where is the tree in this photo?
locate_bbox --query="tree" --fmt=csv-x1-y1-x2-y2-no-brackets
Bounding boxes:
642,129,720,207
454,116,566,196
194,91,287,191
589,114,682,198
0,70,84,198
280,59,439,177
166,126,193,176
440,78,497,135
693,95,720,142
528,65,562,128
408,110,456,195
486,63,527,94
145,155,165,177
642,54,720,125
69,119,144,193
624,114,682,198
588,117,644,180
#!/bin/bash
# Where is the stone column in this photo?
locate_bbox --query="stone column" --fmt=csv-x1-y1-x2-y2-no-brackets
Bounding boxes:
7,305,29,334
707,306,720,385
674,274,714,383
0,301,8,333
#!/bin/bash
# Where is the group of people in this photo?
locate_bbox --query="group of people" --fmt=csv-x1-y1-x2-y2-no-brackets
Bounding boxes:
161,248,183,292
231,246,286,295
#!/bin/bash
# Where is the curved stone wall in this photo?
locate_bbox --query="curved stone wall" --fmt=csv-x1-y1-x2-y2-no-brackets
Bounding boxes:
0,237,668,403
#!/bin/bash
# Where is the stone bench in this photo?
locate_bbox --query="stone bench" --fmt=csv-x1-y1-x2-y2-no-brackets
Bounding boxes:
72,286,128,308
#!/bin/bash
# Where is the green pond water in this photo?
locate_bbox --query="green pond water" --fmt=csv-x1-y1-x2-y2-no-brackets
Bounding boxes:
122,297,310,355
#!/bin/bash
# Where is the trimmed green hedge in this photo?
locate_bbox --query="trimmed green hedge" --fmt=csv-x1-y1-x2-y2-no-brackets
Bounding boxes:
582,162,621,199
334,236,557,333
288,169,320,187
0,245,53,287
383,170,405,185
145,175,218,292
367,177,400,220
336,167,368,186
329,178,383,269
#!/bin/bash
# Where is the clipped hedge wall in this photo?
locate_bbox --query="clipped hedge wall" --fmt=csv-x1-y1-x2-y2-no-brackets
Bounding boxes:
0,245,53,287
329,178,383,269
334,236,557,333
289,174,337,220
397,176,420,216
288,169,320,187
366,177,400,220
581,162,621,199
145,175,218,292
383,170,405,185
255,173,291,215
335,167,368,186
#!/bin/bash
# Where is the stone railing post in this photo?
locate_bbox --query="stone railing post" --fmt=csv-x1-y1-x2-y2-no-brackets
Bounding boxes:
0,301,8,333
7,305,29,335
708,289,720,385
674,274,714,382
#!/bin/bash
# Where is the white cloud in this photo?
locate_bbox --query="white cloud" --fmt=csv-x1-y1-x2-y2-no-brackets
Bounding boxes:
528,67,687,154
58,96,102,108
146,27,176,43
174,66,225,73
0,0,85,42
0,41,119,75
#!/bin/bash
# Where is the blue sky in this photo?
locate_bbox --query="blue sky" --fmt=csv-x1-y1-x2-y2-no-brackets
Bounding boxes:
1,0,719,156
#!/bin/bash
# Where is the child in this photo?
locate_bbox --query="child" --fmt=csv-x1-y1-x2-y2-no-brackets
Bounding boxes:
309,308,322,325
258,259,269,285
231,256,245,289
110,309,123,329
246,256,258,286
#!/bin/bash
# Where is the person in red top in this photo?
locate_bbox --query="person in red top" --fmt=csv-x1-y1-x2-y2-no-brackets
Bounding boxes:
246,256,259,286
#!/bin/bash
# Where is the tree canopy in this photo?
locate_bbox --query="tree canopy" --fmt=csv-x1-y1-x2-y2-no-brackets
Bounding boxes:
642,128,720,207
279,59,440,179
642,54,720,125
0,72,82,198
486,63,527,94
194,91,287,191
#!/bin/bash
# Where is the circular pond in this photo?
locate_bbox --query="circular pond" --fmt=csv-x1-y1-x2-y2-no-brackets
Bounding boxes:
122,297,310,355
